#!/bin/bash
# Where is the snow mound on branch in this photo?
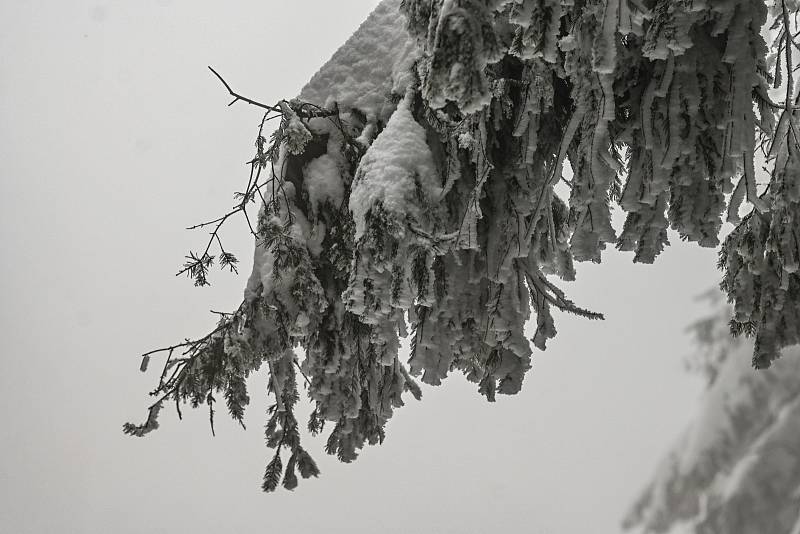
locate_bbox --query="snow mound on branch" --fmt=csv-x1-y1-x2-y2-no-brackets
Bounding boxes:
299,0,419,122
246,0,417,303
349,91,442,240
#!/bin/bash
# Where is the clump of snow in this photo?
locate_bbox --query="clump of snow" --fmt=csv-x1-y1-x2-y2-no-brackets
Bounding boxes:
299,0,419,123
304,155,344,210
280,102,313,155
349,90,442,240
457,131,475,149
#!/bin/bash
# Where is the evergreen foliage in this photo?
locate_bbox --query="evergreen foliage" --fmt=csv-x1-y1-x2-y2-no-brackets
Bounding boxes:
127,0,800,491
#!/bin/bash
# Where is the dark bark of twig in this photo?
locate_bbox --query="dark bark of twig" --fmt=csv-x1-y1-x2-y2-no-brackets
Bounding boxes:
208,66,338,119
208,66,283,113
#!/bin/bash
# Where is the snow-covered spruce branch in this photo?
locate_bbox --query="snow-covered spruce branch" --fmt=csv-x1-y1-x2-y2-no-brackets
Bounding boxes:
129,0,800,493
127,81,370,489
128,52,594,491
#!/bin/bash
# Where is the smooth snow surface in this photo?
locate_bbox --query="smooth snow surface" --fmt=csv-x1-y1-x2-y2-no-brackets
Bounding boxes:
299,0,418,123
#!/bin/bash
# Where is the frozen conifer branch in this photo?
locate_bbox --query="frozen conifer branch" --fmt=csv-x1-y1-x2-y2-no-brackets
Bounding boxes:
127,0,800,492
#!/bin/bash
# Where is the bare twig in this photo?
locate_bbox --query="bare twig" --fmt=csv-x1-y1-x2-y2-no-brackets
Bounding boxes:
208,66,283,114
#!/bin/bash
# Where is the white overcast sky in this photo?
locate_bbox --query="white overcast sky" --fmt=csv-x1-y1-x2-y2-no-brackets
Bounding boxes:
0,2,718,533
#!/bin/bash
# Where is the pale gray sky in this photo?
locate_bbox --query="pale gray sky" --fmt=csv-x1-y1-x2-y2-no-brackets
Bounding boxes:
0,2,717,533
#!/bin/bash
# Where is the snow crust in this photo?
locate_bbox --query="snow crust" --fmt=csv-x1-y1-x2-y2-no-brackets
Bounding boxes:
299,0,418,123
625,299,800,534
349,90,442,240
304,153,345,211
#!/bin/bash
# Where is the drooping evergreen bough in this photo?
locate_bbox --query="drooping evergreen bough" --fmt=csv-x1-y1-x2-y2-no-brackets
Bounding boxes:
126,0,800,492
